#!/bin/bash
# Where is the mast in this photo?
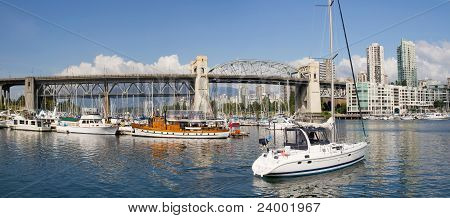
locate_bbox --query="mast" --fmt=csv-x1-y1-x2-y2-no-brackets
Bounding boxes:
337,0,367,139
328,0,335,143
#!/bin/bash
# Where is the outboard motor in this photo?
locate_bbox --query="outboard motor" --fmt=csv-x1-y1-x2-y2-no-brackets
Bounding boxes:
258,135,273,152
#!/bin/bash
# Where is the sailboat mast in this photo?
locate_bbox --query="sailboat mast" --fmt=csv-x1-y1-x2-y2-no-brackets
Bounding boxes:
329,0,335,143
337,0,367,138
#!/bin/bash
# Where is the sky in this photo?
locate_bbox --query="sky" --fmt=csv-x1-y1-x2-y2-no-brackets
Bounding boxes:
0,0,449,83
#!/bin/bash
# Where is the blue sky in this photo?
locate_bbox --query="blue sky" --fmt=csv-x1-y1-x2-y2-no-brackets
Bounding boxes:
0,0,449,81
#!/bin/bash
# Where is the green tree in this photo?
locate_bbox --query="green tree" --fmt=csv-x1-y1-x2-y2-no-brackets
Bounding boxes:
252,101,261,118
401,80,407,86
434,100,445,111
336,103,347,114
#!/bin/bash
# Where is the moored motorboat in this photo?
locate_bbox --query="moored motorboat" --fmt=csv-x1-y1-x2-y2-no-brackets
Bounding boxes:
423,113,448,120
118,125,134,135
9,115,51,132
400,115,415,120
267,115,296,130
0,112,10,128
56,109,117,135
257,118,270,127
229,116,249,137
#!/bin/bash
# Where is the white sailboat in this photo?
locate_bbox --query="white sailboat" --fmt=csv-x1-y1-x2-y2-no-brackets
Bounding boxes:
252,118,367,176
252,0,369,177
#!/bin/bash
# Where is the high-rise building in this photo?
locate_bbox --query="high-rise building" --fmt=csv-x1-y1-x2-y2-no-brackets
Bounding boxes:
255,84,265,102
397,40,417,87
357,71,368,83
367,43,385,84
319,59,335,81
238,85,248,106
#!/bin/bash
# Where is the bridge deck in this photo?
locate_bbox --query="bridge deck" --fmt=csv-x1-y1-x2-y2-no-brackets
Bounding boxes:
0,74,345,86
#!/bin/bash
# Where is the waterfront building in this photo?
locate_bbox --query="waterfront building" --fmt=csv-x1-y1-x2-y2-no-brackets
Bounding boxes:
238,85,248,105
397,40,417,87
357,71,368,83
418,79,441,88
255,84,265,102
319,59,335,82
367,43,386,84
347,82,449,115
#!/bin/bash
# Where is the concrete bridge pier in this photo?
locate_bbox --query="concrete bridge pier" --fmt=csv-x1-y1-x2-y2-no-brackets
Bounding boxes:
191,56,212,115
2,86,11,110
24,77,36,111
0,85,4,109
0,85,3,109
295,61,322,114
103,82,111,118
294,84,308,112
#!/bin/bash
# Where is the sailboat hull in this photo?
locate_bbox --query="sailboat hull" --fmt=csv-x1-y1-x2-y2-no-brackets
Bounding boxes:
252,142,367,177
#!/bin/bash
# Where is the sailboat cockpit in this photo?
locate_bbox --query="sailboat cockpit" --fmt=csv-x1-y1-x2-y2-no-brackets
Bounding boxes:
283,127,331,151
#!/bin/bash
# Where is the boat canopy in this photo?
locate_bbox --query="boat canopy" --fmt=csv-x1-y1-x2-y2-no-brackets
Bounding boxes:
284,126,331,150
293,117,334,130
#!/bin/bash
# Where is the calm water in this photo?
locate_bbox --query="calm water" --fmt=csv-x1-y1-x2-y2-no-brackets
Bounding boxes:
0,120,449,198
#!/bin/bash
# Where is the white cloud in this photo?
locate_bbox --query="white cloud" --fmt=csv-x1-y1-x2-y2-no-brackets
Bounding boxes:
288,57,315,68
384,57,397,83
335,55,367,78
58,54,190,76
415,40,450,82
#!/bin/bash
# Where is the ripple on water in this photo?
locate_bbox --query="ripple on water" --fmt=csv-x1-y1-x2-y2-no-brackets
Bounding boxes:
0,120,449,197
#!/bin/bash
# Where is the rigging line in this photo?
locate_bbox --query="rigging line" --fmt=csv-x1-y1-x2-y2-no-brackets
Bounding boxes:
337,0,367,139
321,0,449,59
0,0,165,74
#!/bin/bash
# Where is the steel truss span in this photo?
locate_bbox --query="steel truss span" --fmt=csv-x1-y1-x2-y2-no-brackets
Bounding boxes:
209,60,307,80
36,80,195,114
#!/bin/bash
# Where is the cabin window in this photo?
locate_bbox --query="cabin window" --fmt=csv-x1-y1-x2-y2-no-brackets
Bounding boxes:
82,120,86,124
19,120,24,124
31,121,35,126
284,129,308,150
37,122,41,127
306,129,330,145
14,120,17,125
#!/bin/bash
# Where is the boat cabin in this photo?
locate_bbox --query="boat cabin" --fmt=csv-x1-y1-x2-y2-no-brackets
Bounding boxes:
134,110,227,133
283,127,330,150
13,117,51,128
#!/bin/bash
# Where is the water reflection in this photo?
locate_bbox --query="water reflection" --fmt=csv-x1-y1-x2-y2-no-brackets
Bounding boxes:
0,120,449,197
253,161,366,197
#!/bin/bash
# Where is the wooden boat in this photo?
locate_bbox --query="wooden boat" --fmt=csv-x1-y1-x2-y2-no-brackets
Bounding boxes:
132,110,229,139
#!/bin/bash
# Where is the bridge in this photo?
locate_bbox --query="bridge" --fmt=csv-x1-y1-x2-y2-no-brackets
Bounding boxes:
0,56,346,116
